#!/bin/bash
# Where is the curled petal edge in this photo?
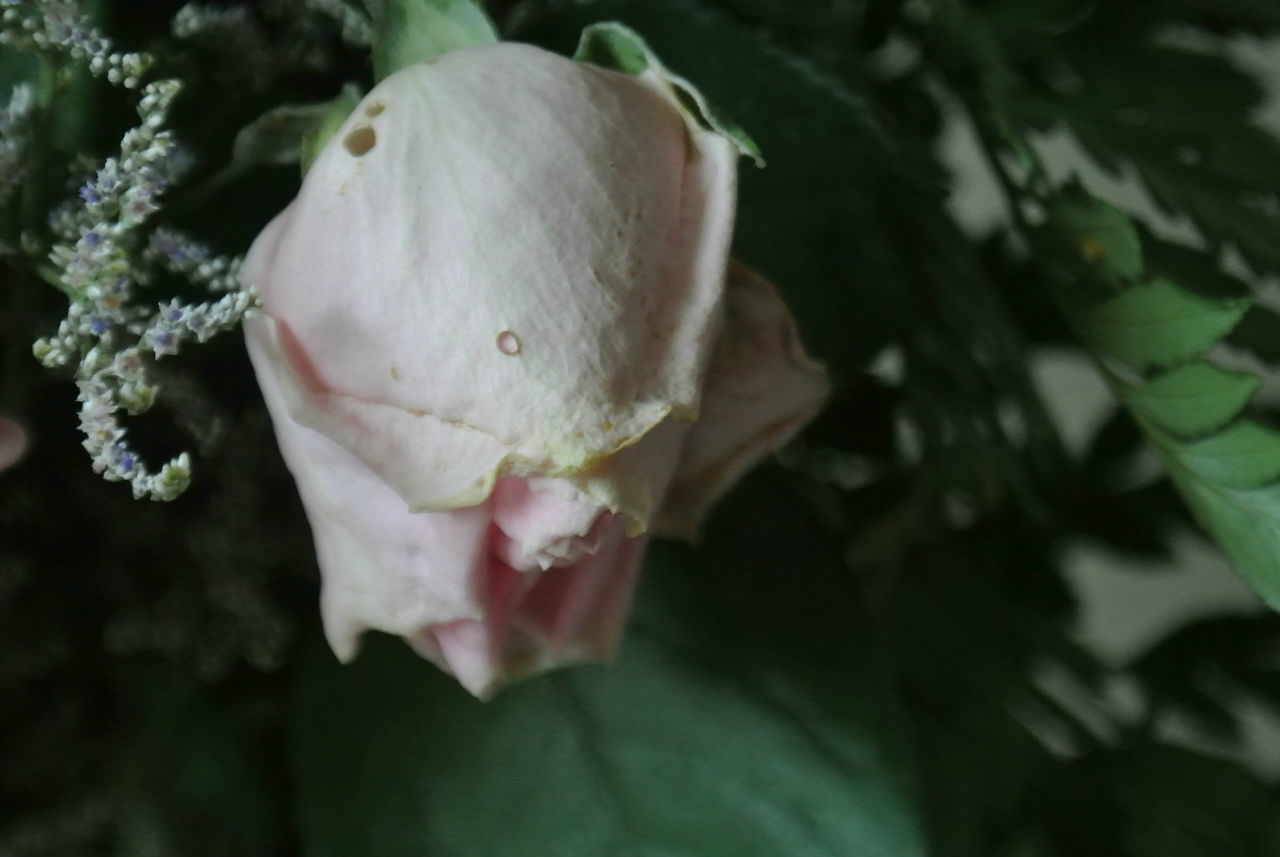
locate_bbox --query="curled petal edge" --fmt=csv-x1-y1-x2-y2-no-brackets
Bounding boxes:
246,311,689,535
656,261,831,539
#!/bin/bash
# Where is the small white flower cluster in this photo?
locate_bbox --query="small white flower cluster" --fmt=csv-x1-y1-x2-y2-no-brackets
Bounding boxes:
0,0,152,88
141,292,254,359
171,3,255,40
0,84,32,273
263,0,372,46
170,4,275,83
0,84,33,218
173,1,370,77
32,75,256,501
145,226,243,293
299,0,372,45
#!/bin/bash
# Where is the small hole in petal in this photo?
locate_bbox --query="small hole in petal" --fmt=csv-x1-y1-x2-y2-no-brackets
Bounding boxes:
344,126,377,156
497,331,521,355
365,101,386,117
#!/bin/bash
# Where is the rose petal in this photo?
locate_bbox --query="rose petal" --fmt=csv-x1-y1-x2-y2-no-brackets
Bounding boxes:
247,316,493,661
245,313,512,510
411,516,648,698
243,42,737,514
656,262,830,538
562,415,691,534
490,476,605,571
514,517,646,653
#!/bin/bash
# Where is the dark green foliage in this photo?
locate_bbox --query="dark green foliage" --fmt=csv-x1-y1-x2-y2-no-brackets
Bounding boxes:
296,470,925,857
1014,744,1280,857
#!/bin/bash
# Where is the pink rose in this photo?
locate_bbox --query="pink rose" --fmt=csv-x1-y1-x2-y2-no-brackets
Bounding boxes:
244,42,827,697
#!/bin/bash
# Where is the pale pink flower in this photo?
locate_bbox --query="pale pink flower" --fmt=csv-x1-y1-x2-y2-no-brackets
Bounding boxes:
244,42,827,697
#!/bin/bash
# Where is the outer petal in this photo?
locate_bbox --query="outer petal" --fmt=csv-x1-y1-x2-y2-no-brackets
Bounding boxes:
242,42,738,513
245,312,512,510
246,314,492,661
562,416,691,535
656,262,831,538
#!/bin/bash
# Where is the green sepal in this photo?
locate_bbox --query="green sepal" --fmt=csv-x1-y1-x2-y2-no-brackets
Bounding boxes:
574,22,764,166
300,85,363,175
366,0,498,81
574,22,650,74
228,86,363,178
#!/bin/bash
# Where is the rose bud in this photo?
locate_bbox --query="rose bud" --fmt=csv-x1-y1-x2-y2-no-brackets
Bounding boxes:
243,41,828,697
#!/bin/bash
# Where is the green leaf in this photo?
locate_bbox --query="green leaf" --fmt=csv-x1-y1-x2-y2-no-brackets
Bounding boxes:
1074,277,1248,371
1172,473,1280,609
231,87,362,175
1050,42,1280,278
1123,362,1260,438
1049,185,1144,283
295,470,926,857
368,0,498,80
1058,218,1280,604
574,22,763,165
1141,419,1280,607
296,632,922,857
1172,421,1280,490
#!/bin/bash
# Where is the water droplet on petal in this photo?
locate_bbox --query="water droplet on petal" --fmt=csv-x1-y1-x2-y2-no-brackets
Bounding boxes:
496,331,521,355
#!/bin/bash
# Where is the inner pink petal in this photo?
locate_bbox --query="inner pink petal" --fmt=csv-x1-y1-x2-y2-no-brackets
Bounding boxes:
479,537,536,653
516,517,646,651
491,476,607,571
409,515,650,697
